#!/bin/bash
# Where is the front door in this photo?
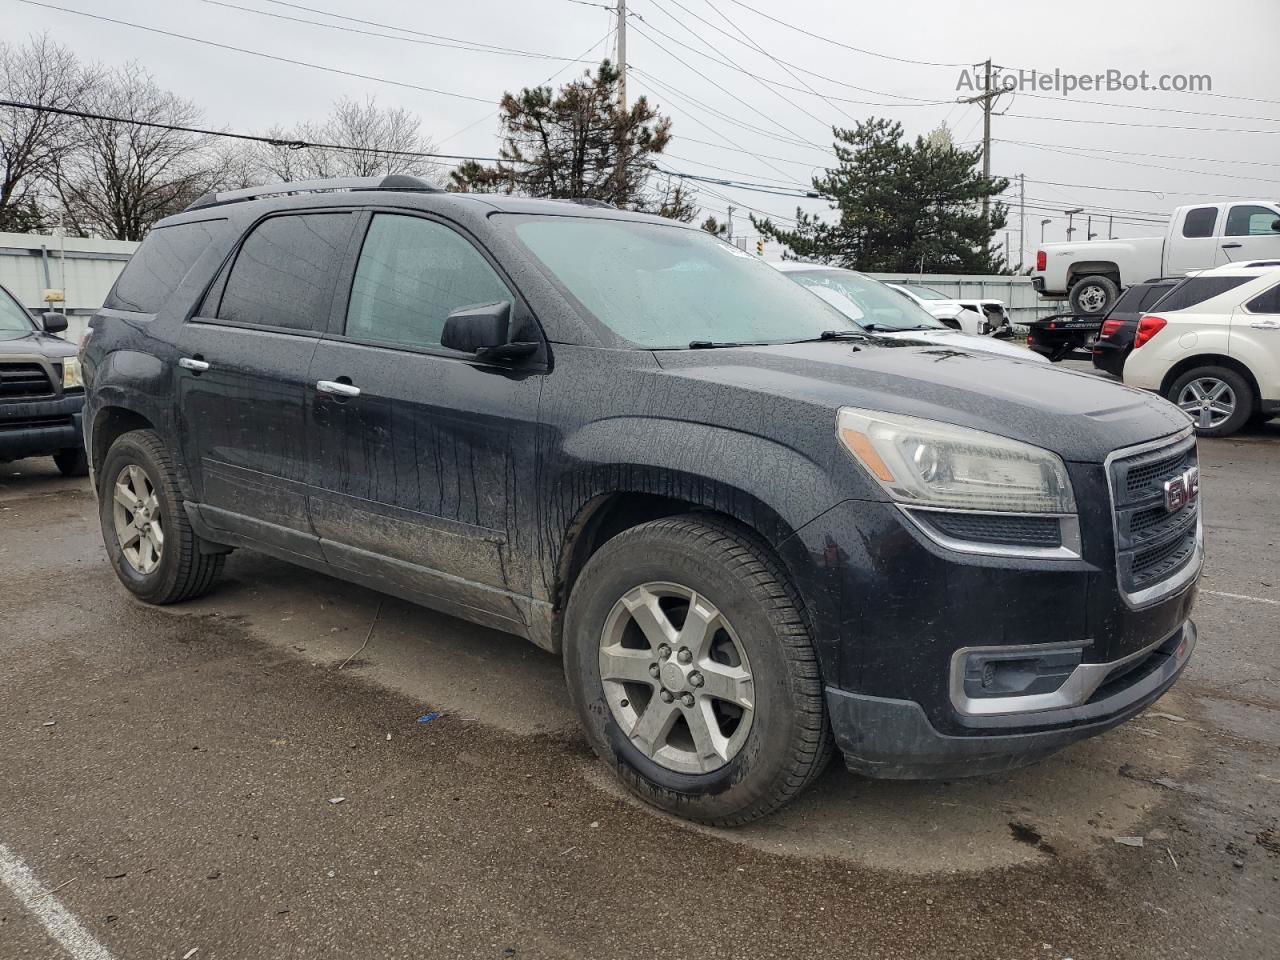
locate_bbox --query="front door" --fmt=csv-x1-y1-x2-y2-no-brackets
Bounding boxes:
177,210,360,559
305,212,544,629
1216,203,1280,266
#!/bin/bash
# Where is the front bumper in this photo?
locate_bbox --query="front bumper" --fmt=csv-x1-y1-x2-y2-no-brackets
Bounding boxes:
829,620,1196,779
0,393,84,461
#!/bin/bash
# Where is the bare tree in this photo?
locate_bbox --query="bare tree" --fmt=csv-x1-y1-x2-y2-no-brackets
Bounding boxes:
252,96,441,184
54,63,217,240
0,34,98,232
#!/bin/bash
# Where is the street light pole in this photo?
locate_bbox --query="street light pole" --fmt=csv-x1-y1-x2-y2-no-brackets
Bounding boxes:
1040,218,1051,243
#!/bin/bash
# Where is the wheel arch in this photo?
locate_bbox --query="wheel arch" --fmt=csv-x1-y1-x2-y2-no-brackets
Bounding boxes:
1067,262,1122,287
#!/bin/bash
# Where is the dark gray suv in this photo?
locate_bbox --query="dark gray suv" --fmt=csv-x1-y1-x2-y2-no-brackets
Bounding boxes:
82,176,1201,824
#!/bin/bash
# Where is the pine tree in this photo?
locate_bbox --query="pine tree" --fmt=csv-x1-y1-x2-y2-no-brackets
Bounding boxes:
450,61,695,221
752,118,1009,273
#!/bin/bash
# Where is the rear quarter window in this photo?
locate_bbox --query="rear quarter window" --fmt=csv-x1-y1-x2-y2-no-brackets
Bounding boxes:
1152,276,1251,312
105,219,227,313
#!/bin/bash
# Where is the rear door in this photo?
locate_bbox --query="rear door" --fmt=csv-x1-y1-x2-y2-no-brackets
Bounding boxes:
305,211,545,630
177,210,359,559
1216,203,1280,265
1165,206,1220,275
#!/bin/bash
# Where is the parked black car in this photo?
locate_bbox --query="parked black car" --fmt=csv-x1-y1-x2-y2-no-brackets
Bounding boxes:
0,281,88,475
1091,278,1182,378
81,177,1201,824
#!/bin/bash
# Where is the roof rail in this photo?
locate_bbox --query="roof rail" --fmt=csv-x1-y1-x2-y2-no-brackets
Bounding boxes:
546,197,617,209
184,174,444,212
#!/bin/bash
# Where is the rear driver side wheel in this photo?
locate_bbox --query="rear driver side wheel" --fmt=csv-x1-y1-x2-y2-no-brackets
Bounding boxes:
98,429,225,604
563,515,833,825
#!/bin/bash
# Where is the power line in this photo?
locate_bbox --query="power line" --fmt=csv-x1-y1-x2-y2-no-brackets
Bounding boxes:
16,0,493,103
994,137,1280,171
719,0,969,68
1002,110,1280,136
198,0,585,60
638,0,841,128
625,22,824,147
0,97,504,161
633,0,948,105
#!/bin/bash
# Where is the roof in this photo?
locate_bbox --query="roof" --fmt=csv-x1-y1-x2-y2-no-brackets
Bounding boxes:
1196,262,1280,277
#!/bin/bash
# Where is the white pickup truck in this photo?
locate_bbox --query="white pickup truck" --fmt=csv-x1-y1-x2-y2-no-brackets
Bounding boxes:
1032,200,1280,316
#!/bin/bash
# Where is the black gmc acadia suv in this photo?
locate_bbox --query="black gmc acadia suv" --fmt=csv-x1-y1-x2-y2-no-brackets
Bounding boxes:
81,176,1202,824
1,280,88,476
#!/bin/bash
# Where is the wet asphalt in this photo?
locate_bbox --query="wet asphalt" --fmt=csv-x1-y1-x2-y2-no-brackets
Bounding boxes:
1,421,1277,960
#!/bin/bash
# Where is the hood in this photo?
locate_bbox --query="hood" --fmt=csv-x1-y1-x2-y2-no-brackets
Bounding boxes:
651,339,1189,462
878,328,1048,363
0,329,77,359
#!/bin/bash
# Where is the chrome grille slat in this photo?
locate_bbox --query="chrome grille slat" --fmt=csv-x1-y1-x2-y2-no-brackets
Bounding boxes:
1107,431,1201,605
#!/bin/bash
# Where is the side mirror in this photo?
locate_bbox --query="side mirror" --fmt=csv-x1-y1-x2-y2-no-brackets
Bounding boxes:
41,312,68,334
1271,218,1280,232
440,301,536,361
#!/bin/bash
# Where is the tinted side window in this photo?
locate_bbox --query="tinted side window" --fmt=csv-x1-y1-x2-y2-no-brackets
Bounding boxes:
217,213,355,332
1246,284,1280,314
105,219,226,312
1154,276,1251,312
1139,284,1177,310
344,214,511,349
1181,207,1217,239
1225,205,1280,237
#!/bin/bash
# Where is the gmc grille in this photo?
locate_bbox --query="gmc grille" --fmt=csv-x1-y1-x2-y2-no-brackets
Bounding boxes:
1109,433,1200,601
0,361,54,398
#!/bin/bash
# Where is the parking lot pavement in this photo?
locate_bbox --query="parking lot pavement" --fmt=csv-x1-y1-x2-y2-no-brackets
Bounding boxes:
1,436,1277,960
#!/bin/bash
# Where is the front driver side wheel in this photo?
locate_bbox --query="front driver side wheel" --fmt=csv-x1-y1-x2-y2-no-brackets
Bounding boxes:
563,515,833,825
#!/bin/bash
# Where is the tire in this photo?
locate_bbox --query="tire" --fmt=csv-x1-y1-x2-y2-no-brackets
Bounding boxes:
1069,275,1119,316
53,447,89,477
1168,366,1254,438
98,428,225,604
563,515,833,826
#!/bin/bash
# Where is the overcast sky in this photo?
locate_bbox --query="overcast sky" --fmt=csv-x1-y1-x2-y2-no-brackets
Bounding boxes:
7,0,1279,265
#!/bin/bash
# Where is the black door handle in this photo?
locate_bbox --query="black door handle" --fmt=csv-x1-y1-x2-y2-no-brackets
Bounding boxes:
1221,242,1243,249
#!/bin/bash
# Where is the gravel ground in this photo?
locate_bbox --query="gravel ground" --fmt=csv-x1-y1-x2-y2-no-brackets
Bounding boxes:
1,422,1277,960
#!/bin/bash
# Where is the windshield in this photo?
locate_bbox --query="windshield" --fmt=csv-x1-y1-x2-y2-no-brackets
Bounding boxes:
510,217,857,347
899,284,950,301
788,270,945,331
0,285,35,332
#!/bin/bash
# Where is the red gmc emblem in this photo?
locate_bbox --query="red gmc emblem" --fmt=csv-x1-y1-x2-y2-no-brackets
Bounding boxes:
1164,466,1200,513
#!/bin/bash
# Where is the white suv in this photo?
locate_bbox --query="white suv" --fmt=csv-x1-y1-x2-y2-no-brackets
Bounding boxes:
1123,263,1280,436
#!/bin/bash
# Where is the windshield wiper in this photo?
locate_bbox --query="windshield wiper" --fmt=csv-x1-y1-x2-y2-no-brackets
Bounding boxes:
687,340,767,349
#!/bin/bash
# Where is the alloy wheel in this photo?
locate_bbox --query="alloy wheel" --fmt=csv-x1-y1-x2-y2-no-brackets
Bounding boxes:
112,464,164,574
1177,377,1236,430
598,582,755,775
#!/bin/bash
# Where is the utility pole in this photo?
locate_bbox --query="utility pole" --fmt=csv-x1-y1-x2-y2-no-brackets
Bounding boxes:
726,205,734,241
956,59,1001,224
1087,215,1096,240
614,0,627,201
1108,215,1114,240
1065,207,1083,240
1017,173,1025,271
1005,230,1012,267
1040,218,1051,243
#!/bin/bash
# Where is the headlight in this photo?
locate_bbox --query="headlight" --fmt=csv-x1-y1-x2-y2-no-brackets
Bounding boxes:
836,407,1076,513
62,357,84,390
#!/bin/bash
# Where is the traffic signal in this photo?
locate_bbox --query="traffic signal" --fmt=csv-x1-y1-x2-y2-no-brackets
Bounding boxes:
756,239,764,256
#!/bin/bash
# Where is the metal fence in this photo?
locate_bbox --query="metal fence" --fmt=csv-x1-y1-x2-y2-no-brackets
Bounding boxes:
0,231,137,343
866,273,1062,329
